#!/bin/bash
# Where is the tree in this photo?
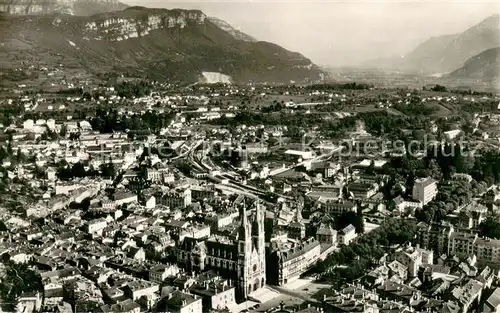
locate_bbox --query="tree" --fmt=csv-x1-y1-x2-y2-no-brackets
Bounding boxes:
427,159,443,180
59,125,67,137
431,85,447,92
69,132,81,141
412,129,426,141
335,211,364,234
0,220,7,232
72,162,87,178
15,149,24,163
100,162,116,179
0,263,42,303
366,160,375,175
478,217,500,239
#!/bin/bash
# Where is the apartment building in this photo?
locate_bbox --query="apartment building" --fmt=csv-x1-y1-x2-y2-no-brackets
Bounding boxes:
412,177,438,205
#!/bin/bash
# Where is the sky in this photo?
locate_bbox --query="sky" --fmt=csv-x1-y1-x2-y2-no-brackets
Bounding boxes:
123,0,500,67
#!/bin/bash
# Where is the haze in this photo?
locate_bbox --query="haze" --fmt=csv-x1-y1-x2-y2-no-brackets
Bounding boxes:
123,0,500,67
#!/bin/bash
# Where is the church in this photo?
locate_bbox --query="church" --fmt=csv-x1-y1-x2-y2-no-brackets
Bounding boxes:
177,201,266,301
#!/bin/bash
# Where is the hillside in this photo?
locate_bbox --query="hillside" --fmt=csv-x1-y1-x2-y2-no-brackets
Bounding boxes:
362,14,500,75
207,16,257,42
0,6,325,84
437,14,500,73
0,0,128,16
398,34,459,73
449,47,500,79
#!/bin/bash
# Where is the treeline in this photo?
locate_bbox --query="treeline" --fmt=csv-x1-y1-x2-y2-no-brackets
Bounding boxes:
427,144,500,185
90,109,175,134
211,110,430,140
461,100,500,114
210,110,324,128
382,143,500,183
450,89,495,97
56,161,116,181
57,87,84,95
430,84,447,92
381,143,494,195
115,81,152,98
0,102,24,126
306,82,374,91
355,111,430,137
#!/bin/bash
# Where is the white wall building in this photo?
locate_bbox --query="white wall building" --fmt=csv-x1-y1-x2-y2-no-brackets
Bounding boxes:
412,177,438,206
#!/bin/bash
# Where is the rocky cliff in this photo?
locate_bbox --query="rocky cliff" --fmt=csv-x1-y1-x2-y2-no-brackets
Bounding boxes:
0,0,127,15
58,8,207,41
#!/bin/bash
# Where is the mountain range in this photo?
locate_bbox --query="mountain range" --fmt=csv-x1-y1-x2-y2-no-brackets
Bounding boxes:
0,1,497,85
0,2,325,84
363,14,500,80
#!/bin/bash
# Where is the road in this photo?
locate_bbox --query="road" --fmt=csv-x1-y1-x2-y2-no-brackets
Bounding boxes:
267,285,319,303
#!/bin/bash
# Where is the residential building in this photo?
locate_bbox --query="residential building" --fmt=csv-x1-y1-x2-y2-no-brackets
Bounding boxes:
483,287,500,313
322,200,357,216
347,182,378,200
451,279,483,313
324,162,341,178
448,231,500,266
268,237,321,286
158,189,192,209
114,192,138,206
87,219,107,234
190,279,236,311
316,223,337,246
394,247,433,278
412,177,437,205
338,224,356,246
122,280,160,302
100,299,140,313
245,143,268,154
149,264,180,283
416,222,454,257
159,291,202,313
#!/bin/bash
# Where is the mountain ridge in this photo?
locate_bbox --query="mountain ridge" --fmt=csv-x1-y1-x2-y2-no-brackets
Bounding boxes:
362,14,500,76
207,16,257,42
0,6,325,84
449,47,500,79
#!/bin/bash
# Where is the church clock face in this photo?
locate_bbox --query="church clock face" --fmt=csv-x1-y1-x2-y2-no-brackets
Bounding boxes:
253,264,257,272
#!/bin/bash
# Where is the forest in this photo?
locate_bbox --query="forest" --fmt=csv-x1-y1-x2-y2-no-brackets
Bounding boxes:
90,109,176,135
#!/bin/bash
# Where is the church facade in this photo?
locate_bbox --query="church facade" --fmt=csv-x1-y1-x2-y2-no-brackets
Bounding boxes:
177,202,266,301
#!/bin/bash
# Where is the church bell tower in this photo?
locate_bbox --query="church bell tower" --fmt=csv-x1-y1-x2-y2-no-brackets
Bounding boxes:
237,201,266,300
